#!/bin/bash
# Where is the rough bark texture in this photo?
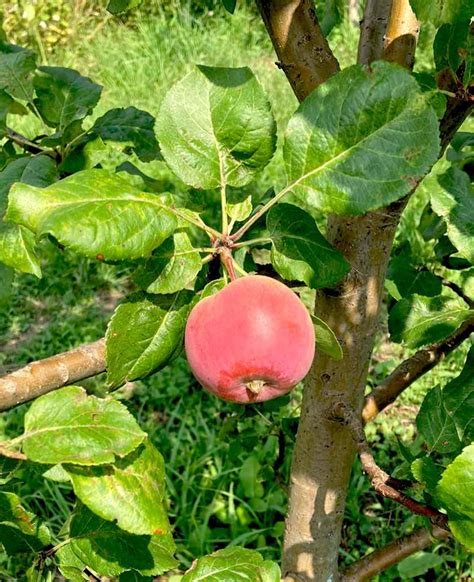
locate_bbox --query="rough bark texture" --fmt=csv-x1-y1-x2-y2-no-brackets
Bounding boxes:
357,0,418,69
363,317,474,423
0,339,105,410
273,2,420,580
340,526,450,582
256,0,340,101
282,205,406,580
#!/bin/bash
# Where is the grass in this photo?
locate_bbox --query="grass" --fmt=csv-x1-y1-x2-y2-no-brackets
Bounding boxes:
1,3,472,580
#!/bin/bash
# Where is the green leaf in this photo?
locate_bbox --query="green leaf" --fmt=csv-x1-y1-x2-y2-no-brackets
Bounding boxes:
411,457,443,492
389,291,474,348
106,292,192,388
267,203,349,288
33,67,102,130
66,441,170,536
6,169,177,261
134,233,202,294
434,21,472,84
431,168,474,264
222,0,237,14
284,62,439,215
0,47,36,101
398,552,444,578
57,544,88,582
440,345,474,446
437,444,474,550
67,506,178,576
156,66,276,189
0,491,50,555
413,73,447,119
107,0,143,14
93,106,162,162
409,0,472,26
227,194,252,223
387,247,443,298
0,89,12,133
0,155,58,277
59,135,109,173
416,385,461,453
182,547,281,581
311,315,343,361
21,386,146,465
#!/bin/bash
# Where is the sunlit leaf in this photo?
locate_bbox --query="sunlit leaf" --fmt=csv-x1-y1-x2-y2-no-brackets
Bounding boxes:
284,62,439,215
22,386,146,465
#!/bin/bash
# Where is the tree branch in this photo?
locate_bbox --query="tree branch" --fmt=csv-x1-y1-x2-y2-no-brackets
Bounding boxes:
6,128,57,157
340,526,450,582
358,0,418,69
363,317,474,423
0,339,106,411
331,402,449,530
255,0,340,101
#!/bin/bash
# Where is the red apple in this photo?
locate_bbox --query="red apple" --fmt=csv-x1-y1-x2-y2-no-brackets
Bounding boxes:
185,275,315,403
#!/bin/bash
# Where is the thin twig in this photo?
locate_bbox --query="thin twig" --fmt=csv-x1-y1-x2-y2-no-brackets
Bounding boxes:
363,317,474,423
6,128,56,156
330,402,449,530
341,526,450,582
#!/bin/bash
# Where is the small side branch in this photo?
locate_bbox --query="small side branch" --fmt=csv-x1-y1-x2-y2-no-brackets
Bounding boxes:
256,0,340,102
6,128,56,157
341,526,450,582
331,402,449,530
363,317,474,423
0,339,106,411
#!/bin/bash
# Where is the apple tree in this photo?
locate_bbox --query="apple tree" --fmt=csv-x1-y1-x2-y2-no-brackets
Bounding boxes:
0,0,472,580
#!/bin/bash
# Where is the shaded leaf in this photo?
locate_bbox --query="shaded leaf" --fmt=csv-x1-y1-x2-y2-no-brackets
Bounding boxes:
106,292,193,388
66,441,170,535
389,291,473,348
411,457,443,493
431,168,474,264
67,506,178,576
93,106,162,162
0,155,58,277
284,62,439,215
0,491,50,555
134,233,202,294
33,67,102,130
156,66,276,189
434,20,472,86
311,315,343,361
6,169,177,261
22,386,146,465
417,385,461,454
222,0,237,14
267,203,349,288
182,547,280,581
0,47,36,101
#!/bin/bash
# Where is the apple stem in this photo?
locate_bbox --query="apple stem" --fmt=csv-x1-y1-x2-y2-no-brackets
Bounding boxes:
220,248,237,281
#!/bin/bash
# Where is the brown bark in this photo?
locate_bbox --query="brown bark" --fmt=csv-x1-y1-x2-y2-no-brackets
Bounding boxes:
277,1,421,579
358,0,418,70
363,317,474,423
255,0,340,102
340,526,450,582
0,340,105,411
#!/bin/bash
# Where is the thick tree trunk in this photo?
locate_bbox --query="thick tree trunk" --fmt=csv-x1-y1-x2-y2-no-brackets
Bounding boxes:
282,206,404,580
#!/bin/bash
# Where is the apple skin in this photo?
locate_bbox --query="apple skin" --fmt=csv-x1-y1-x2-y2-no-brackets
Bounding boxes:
184,275,315,403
